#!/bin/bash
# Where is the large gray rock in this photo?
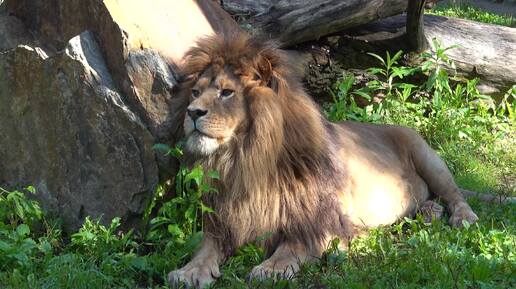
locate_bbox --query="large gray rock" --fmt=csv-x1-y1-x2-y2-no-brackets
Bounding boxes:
123,50,189,179
1,0,222,180
0,15,34,50
0,0,238,231
0,31,159,230
1,0,189,143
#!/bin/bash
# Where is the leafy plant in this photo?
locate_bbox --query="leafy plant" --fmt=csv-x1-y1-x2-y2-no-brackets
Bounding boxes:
366,50,417,94
420,38,459,93
0,186,42,228
0,187,49,271
326,73,373,122
70,217,136,258
147,144,218,266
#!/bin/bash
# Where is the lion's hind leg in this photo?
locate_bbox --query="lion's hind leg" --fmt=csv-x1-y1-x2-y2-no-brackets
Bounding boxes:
408,130,478,227
248,241,322,281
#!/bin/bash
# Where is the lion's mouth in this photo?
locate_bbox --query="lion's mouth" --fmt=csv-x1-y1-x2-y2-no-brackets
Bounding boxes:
191,128,216,139
189,129,228,147
185,128,225,155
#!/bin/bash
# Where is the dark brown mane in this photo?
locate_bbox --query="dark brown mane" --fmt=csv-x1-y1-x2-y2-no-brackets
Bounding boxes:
181,32,353,255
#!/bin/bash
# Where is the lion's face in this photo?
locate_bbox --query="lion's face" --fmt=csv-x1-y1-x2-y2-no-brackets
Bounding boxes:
183,67,248,155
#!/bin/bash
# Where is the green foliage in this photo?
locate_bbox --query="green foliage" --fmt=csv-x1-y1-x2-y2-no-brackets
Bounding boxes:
366,50,418,94
325,41,514,198
420,38,458,93
70,217,136,258
429,2,516,27
326,73,367,122
0,146,218,288
311,211,516,289
148,156,217,241
0,187,49,272
147,144,218,267
0,186,42,227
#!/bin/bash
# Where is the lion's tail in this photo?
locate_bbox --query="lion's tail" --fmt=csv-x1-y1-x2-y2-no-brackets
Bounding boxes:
460,189,516,205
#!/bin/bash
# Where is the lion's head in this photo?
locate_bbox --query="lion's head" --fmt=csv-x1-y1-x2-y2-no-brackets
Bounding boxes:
180,33,310,157
182,63,247,156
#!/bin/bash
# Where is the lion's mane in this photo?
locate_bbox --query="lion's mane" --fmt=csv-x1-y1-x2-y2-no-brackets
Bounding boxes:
181,33,353,255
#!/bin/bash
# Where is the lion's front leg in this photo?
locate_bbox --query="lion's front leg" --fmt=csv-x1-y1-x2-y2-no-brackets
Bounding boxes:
168,234,224,288
248,241,323,281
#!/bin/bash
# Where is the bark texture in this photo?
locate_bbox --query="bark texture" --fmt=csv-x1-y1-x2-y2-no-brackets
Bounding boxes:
223,0,408,46
406,0,428,51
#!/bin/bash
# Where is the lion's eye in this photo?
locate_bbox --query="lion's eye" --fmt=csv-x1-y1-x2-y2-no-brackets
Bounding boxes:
191,89,201,98
220,89,234,98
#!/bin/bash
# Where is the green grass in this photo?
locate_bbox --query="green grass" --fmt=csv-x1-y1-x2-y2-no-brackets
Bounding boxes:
221,202,516,289
429,2,516,27
1,42,515,288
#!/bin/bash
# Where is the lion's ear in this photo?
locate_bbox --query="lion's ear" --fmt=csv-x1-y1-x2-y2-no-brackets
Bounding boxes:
254,47,290,96
255,55,273,86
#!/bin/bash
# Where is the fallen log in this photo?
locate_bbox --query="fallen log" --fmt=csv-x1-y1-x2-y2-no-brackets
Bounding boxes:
424,15,516,94
223,0,408,46
333,14,516,94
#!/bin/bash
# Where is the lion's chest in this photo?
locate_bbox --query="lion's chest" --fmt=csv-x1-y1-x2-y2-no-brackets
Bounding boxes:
211,192,283,247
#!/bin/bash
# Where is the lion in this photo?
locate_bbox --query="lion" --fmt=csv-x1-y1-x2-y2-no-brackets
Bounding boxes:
168,32,479,288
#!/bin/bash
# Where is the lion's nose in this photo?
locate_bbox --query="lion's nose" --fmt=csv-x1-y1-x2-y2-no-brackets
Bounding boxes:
187,108,208,121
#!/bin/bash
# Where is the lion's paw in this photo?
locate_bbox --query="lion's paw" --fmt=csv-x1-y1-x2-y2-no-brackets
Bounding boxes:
168,262,220,289
418,200,444,223
248,261,299,281
449,202,478,228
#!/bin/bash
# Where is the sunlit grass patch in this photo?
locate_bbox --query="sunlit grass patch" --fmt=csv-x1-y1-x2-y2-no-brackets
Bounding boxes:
429,2,516,27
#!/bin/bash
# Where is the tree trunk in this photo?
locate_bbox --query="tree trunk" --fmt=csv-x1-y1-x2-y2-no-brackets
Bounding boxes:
406,0,428,52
